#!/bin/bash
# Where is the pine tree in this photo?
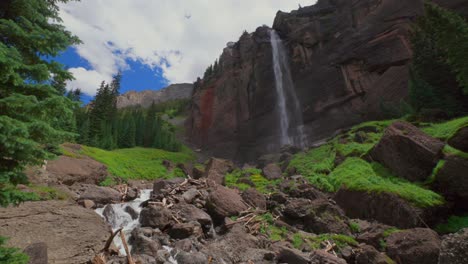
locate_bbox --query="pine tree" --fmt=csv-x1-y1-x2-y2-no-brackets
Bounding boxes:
0,0,81,207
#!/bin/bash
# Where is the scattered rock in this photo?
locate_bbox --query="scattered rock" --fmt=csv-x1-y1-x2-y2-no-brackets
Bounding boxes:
203,158,233,185
370,121,444,182
242,188,267,210
0,201,109,264
434,155,468,210
175,251,208,264
277,247,309,264
168,222,202,239
125,205,139,220
173,203,212,228
310,250,347,264
23,242,48,264
182,188,199,203
448,127,468,152
140,205,173,229
153,178,186,196
386,228,441,264
79,199,96,209
438,228,468,264
74,184,121,206
130,229,162,257
357,222,392,249
355,244,394,264
262,163,282,180
207,185,248,222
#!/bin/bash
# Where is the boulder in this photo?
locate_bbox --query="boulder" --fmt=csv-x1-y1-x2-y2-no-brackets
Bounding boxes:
283,198,350,234
175,251,208,264
448,127,468,152
129,229,162,257
357,223,392,249
23,242,48,264
207,185,248,222
182,188,199,203
386,228,441,264
438,228,468,264
125,205,139,220
74,184,121,206
168,222,203,239
310,250,347,264
434,155,468,210
203,158,233,185
355,244,394,264
242,188,267,210
0,200,109,264
45,155,108,186
370,121,444,182
277,247,309,264
262,163,282,180
334,188,438,228
173,203,212,228
139,205,173,229
79,199,96,209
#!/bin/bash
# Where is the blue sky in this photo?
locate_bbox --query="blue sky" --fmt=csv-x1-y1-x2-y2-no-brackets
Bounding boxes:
56,1,315,103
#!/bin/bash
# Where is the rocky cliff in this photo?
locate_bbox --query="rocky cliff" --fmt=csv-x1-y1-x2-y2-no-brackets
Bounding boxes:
117,83,193,109
185,0,462,162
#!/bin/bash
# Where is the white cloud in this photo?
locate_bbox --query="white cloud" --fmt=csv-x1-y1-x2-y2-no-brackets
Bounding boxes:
67,67,111,95
59,0,316,95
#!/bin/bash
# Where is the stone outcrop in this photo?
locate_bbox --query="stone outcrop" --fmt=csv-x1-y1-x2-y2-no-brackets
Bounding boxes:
370,121,444,182
186,0,428,161
434,155,468,210
0,200,109,264
117,83,193,109
448,127,468,152
385,228,441,264
438,228,468,264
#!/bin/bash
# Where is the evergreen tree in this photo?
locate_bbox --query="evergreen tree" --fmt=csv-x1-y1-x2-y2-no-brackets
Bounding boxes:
0,0,81,207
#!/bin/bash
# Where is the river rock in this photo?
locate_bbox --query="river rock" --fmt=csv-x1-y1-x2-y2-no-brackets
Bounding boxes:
370,121,444,182
242,188,267,210
73,183,121,206
0,200,109,264
173,203,212,229
129,229,162,257
175,251,208,264
168,222,203,239
438,228,468,264
153,178,186,196
386,228,441,264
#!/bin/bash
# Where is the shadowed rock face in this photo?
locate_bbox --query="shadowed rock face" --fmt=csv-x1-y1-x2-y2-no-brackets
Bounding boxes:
186,0,427,162
117,83,193,109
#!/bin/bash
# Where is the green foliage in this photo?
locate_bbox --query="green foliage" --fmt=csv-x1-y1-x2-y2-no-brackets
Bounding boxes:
382,228,401,238
443,145,468,159
422,116,468,139
409,4,468,116
0,0,80,206
426,160,446,184
27,185,68,201
0,237,28,264
99,176,118,187
329,158,444,208
435,215,468,234
225,168,278,193
81,146,195,181
349,221,361,233
151,99,190,118
303,234,358,251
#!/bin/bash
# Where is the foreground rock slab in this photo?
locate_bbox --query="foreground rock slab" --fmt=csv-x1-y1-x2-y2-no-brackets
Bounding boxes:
386,228,441,264
0,200,109,264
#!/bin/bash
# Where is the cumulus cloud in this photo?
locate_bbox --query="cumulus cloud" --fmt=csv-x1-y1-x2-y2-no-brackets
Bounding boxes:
58,0,316,95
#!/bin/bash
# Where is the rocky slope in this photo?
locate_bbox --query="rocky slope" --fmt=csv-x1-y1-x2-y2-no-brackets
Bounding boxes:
185,0,466,162
117,83,193,109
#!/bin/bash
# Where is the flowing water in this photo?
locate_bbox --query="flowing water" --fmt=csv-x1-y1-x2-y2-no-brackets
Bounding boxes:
95,189,152,256
269,30,305,148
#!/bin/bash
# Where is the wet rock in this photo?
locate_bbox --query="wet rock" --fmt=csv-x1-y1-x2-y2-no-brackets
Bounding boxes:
283,198,350,234
102,204,117,225
203,158,233,185
168,222,203,239
130,229,162,257
242,188,267,210
23,242,48,264
370,121,444,182
0,200,108,264
386,228,441,264
277,247,309,264
140,205,173,229
448,127,468,152
438,228,468,264
310,250,347,264
262,163,282,180
153,178,186,196
434,155,468,210
334,188,437,228
125,187,138,201
74,184,121,206
125,205,139,220
355,244,394,264
175,251,208,264
207,185,248,222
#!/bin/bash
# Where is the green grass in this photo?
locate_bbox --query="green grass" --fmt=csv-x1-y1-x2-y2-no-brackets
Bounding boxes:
382,228,401,238
328,158,444,208
26,185,69,201
225,168,278,193
349,221,361,233
426,160,446,184
435,215,468,234
81,145,195,181
305,234,358,250
443,145,468,159
422,116,468,140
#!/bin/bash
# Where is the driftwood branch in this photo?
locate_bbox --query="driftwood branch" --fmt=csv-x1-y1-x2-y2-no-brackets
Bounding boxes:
119,231,135,264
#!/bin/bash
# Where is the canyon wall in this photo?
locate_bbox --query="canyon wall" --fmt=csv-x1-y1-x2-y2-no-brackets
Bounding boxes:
185,0,463,162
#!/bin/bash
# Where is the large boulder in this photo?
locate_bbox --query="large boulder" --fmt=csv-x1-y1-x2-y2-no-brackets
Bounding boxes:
129,228,162,257
434,155,468,210
282,198,350,234
354,244,394,264
74,184,121,206
386,228,441,264
139,205,173,229
203,158,233,185
45,153,108,185
438,228,468,264
370,121,444,182
277,247,309,264
334,188,439,228
242,188,267,210
448,127,468,152
262,163,282,180
173,203,212,229
206,185,248,222
0,200,109,264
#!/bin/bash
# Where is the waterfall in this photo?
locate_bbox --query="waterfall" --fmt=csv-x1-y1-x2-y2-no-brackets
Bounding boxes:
269,30,305,148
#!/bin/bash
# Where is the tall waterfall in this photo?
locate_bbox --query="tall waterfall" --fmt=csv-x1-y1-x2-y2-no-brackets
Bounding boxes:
269,30,305,148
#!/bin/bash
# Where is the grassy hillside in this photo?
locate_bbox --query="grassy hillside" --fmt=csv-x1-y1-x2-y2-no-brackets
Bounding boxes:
80,145,196,183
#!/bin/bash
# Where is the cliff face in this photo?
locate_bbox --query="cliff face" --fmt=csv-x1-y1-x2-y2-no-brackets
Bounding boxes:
117,83,193,108
185,0,458,162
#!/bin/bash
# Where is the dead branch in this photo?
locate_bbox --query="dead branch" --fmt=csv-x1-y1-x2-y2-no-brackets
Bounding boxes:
119,231,135,264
